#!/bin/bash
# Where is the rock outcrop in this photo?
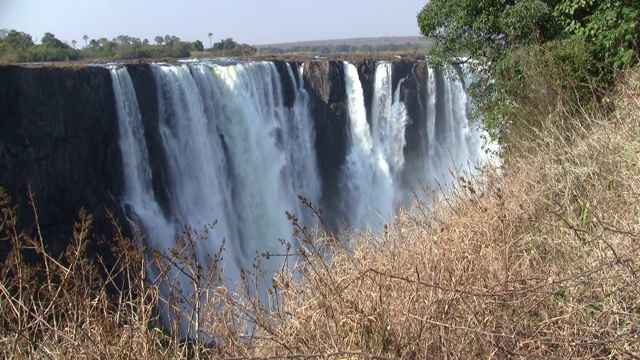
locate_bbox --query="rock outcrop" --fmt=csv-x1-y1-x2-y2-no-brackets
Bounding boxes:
302,60,349,228
125,63,172,219
0,65,123,258
272,60,298,108
355,59,377,125
397,61,429,193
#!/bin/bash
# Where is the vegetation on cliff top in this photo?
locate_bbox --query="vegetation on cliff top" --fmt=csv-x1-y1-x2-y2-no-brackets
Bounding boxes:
0,29,259,63
0,29,428,64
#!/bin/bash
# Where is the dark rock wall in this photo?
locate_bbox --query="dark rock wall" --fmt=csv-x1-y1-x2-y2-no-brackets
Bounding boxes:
433,67,448,142
398,62,429,193
0,65,123,257
302,60,349,228
355,60,376,125
272,60,298,108
125,64,173,219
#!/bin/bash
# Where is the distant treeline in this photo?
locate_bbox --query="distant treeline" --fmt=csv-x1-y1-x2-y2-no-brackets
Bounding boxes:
257,42,428,55
0,29,257,63
0,29,428,64
0,30,82,63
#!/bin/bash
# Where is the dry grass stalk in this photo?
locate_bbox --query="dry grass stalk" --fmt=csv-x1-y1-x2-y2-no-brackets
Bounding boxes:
0,187,211,359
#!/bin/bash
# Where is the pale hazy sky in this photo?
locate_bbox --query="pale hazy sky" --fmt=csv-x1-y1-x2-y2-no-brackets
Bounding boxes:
1,0,428,46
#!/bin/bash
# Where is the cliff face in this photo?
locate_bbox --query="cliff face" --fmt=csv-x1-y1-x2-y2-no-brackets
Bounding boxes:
0,59,427,253
302,60,349,226
0,65,124,257
397,61,429,193
125,64,172,219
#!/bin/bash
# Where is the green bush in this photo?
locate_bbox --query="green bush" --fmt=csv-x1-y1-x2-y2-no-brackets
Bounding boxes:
472,38,599,149
418,0,639,150
554,0,640,68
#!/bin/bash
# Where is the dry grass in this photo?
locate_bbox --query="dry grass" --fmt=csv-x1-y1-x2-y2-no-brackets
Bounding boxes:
0,188,197,359
1,70,639,359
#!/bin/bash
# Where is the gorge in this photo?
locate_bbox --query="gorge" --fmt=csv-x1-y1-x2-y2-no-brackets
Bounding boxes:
0,58,488,335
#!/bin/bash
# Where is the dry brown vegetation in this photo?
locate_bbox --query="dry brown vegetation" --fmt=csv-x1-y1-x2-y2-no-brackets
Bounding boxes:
2,69,639,358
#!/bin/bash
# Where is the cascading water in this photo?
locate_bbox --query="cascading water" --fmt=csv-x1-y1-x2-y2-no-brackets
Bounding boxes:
109,66,188,332
111,61,322,337
339,61,409,230
109,59,491,337
447,67,484,178
418,66,485,190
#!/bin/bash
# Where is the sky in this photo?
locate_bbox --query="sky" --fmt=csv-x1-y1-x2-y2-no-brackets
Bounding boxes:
1,0,428,46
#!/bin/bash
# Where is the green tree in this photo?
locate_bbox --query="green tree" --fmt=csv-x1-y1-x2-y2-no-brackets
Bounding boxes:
208,32,213,48
41,32,67,49
334,44,350,53
154,36,163,45
3,30,34,50
222,38,236,50
169,40,190,57
212,39,224,51
193,40,204,52
417,0,557,67
553,0,640,68
89,39,100,51
82,34,88,47
317,46,332,54
115,35,132,45
97,37,115,57
360,44,373,53
417,0,639,142
417,0,639,69
238,43,257,55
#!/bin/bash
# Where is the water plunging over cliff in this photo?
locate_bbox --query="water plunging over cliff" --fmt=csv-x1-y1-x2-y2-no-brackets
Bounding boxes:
109,59,487,336
340,62,409,229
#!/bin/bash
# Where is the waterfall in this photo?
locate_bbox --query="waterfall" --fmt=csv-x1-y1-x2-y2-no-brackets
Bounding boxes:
339,61,411,230
427,66,484,188
371,62,409,179
109,59,490,337
109,66,191,334
283,63,323,225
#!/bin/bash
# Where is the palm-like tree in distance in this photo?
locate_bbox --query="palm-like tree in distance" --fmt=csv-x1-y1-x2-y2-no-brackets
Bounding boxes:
208,32,213,48
82,35,88,47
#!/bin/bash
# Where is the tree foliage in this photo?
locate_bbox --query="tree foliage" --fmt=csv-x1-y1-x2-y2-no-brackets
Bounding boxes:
41,32,67,49
417,0,638,68
256,42,427,56
2,30,34,50
192,40,204,52
0,29,200,63
206,38,257,56
417,0,640,143
0,30,81,62
553,0,640,68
